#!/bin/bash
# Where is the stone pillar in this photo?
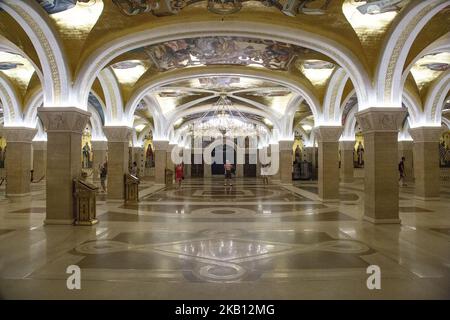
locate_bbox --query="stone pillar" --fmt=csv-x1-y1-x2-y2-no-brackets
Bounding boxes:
38,107,91,224
398,140,414,183
279,140,294,184
270,143,280,181
409,127,442,200
256,151,261,178
236,164,244,177
32,141,47,180
153,140,168,184
204,163,211,177
91,140,108,180
355,107,406,224
103,126,131,200
132,146,145,177
339,140,355,183
166,143,176,171
3,127,37,197
315,126,342,201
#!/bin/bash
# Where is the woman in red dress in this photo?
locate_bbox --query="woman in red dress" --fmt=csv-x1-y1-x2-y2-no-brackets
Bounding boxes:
175,162,184,188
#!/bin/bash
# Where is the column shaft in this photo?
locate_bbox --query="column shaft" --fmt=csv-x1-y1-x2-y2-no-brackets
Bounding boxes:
104,127,131,200
315,126,342,201
91,140,108,180
356,107,406,224
32,141,47,180
279,141,293,184
340,141,354,183
410,127,442,200
38,107,91,224
3,128,37,197
154,140,168,184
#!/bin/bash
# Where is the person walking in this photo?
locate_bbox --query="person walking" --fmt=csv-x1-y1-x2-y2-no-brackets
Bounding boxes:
224,160,233,186
261,163,269,185
175,162,184,188
100,161,107,193
398,156,407,187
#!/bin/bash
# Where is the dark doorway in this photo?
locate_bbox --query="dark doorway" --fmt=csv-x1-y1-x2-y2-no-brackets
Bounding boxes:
244,153,257,177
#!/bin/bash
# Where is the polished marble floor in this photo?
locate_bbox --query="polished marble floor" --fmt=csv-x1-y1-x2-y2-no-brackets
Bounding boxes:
0,177,449,299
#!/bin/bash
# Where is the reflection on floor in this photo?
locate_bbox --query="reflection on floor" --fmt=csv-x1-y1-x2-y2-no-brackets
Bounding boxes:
0,177,449,299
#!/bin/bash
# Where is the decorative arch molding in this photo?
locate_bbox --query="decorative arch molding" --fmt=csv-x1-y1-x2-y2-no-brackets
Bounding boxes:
23,88,43,127
278,95,304,140
97,68,125,125
0,0,72,107
424,70,450,125
442,117,450,129
341,105,358,140
402,88,423,126
0,72,23,125
0,35,44,83
402,32,450,89
375,0,450,107
87,104,106,141
124,66,322,125
321,68,350,124
74,20,372,108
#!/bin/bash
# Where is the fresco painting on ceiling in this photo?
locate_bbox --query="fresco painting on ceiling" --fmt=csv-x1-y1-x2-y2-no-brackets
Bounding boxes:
36,0,77,14
354,0,408,15
0,62,23,70
421,63,450,72
144,37,308,72
303,60,334,69
198,77,241,89
112,61,143,69
88,92,105,125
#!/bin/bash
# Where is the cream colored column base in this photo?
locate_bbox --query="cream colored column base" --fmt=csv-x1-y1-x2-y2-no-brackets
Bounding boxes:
363,216,401,224
44,219,75,225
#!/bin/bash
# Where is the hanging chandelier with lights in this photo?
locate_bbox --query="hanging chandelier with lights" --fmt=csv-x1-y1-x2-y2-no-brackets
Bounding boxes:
186,94,267,138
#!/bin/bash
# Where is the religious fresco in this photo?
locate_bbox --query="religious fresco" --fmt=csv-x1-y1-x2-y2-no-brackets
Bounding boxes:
111,0,333,17
88,92,105,125
36,0,95,14
421,63,450,72
81,125,92,168
302,60,334,69
0,62,23,70
341,95,358,126
353,0,408,15
440,131,450,168
142,37,309,71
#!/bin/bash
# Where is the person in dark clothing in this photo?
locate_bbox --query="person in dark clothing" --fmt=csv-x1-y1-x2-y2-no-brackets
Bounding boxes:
398,156,407,187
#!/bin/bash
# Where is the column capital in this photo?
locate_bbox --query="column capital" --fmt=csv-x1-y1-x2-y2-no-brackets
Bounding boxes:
2,127,37,143
103,126,132,142
355,107,406,133
398,140,413,150
153,140,169,150
32,140,47,150
167,143,178,152
38,107,91,133
409,126,443,142
339,140,355,151
91,140,108,150
278,140,294,151
314,126,343,142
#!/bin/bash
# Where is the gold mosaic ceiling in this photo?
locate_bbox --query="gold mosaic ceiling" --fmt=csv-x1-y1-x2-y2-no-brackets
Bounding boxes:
0,0,448,126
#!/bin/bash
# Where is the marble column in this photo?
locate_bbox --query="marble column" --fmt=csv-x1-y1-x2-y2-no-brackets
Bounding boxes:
204,163,212,177
38,107,91,224
166,143,176,171
3,127,37,197
270,143,281,181
409,127,442,200
398,140,414,183
91,140,108,180
236,164,244,177
153,140,168,184
355,107,406,224
279,140,294,184
339,140,355,183
315,126,342,201
32,141,47,180
103,126,131,201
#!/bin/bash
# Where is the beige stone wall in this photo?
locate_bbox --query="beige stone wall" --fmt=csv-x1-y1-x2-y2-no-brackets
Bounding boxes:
6,142,32,196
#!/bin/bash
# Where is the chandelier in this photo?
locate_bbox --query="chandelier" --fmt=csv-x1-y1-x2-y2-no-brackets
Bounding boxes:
189,94,267,138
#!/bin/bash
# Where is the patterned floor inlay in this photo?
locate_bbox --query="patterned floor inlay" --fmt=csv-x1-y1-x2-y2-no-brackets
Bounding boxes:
100,210,356,223
68,229,375,282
